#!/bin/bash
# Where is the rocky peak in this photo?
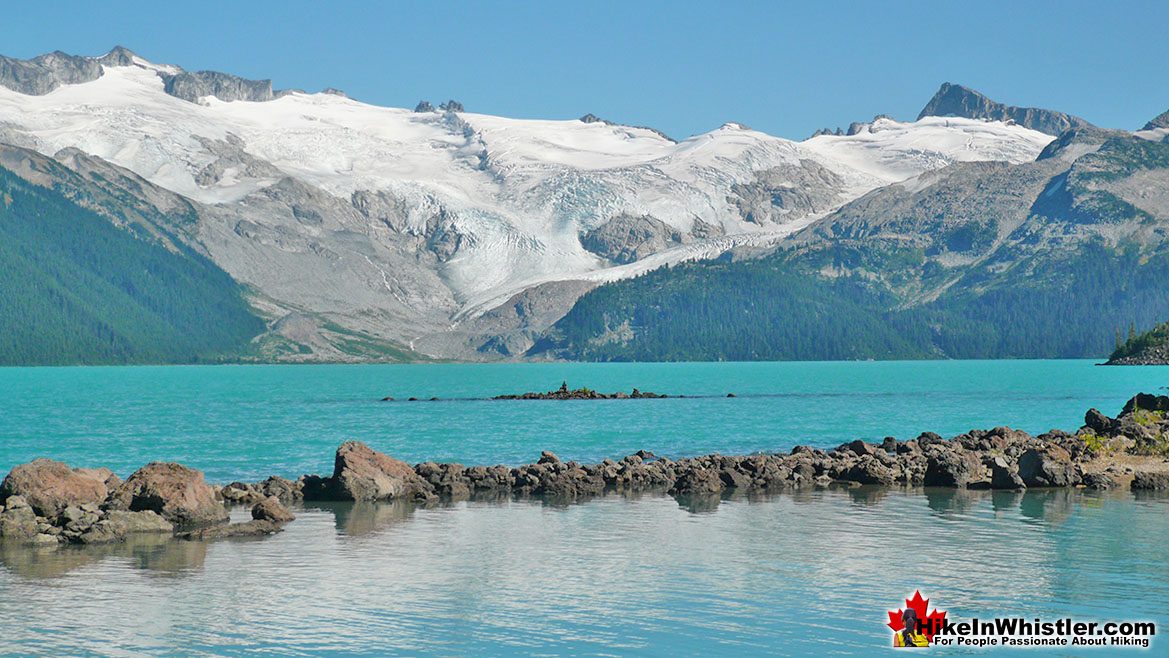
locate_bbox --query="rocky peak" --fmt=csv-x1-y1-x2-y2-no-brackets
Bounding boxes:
414,100,435,113
97,45,137,67
918,82,1092,136
321,87,347,98
1143,109,1169,131
439,99,464,112
0,50,103,95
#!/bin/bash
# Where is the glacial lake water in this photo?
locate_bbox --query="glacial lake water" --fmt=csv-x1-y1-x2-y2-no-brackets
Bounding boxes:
1,360,1168,656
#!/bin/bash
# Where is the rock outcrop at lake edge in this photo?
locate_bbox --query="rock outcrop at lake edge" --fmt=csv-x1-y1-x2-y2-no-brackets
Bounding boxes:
2,393,1168,549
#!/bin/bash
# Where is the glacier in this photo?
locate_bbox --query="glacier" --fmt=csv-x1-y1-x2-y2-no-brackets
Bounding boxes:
0,48,1056,359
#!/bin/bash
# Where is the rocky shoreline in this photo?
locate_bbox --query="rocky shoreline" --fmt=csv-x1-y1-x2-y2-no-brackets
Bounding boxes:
2,393,1168,549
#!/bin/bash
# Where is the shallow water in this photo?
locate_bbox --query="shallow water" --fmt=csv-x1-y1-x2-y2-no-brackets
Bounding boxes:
2,360,1168,656
1,489,1166,657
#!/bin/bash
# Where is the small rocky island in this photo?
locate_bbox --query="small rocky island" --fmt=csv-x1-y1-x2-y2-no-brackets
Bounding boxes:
1,392,1168,549
1106,320,1169,365
492,382,668,400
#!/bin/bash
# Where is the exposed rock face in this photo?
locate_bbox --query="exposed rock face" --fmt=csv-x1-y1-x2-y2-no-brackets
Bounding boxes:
160,70,276,103
414,100,435,112
0,50,103,95
107,462,228,529
303,441,429,502
0,459,110,517
1132,472,1169,490
728,160,845,225
438,100,464,112
1143,109,1169,131
581,215,686,264
918,82,1093,136
578,113,676,142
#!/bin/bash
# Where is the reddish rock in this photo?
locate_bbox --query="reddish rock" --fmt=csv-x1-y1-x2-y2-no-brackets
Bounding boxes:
107,462,228,529
305,441,428,502
0,458,110,517
252,496,295,523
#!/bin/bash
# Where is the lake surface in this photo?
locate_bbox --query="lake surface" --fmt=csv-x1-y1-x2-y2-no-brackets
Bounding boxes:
1,360,1168,656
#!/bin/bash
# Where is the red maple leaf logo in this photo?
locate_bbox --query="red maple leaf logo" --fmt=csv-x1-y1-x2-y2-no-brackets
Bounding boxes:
887,590,947,640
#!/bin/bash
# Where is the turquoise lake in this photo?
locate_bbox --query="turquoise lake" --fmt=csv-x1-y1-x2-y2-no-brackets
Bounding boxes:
1,360,1168,656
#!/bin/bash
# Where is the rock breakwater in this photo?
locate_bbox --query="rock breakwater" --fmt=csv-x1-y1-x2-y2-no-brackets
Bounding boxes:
2,393,1167,549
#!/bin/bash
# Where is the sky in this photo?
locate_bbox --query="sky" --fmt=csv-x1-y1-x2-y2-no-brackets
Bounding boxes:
6,1,1168,141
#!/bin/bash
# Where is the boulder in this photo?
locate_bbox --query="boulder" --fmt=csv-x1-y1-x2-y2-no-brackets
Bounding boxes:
1017,447,1077,487
219,482,265,505
0,497,37,542
106,462,228,529
0,458,110,517
668,468,724,495
255,476,302,504
1084,408,1112,434
1081,471,1119,490
252,496,295,523
923,448,982,487
307,441,428,502
843,455,897,486
989,457,1025,489
1132,471,1169,490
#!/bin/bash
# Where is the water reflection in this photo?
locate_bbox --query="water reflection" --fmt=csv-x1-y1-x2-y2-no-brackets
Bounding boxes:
0,532,207,579
3,488,1165,581
0,488,1167,657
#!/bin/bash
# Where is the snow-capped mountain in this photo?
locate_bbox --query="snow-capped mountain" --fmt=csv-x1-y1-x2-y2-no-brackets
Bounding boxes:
0,47,1055,359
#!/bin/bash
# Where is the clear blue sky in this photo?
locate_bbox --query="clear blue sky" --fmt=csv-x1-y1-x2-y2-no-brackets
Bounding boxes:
7,1,1168,140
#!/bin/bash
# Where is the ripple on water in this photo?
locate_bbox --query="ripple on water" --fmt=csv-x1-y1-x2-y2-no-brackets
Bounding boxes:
0,488,1167,656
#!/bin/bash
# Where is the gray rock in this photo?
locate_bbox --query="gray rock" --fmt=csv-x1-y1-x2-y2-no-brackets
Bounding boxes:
160,70,276,103
438,99,464,112
0,50,103,95
1142,109,1169,131
581,214,686,264
918,82,1093,136
1132,471,1169,490
923,448,982,487
990,457,1025,489
728,160,844,225
414,100,435,112
0,504,37,542
1017,447,1077,487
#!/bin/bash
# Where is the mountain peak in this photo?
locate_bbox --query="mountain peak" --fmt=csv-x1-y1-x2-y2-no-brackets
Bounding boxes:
918,82,1092,136
1143,109,1169,131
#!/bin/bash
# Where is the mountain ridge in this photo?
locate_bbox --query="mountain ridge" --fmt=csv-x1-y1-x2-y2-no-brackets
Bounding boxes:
3,46,1145,365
